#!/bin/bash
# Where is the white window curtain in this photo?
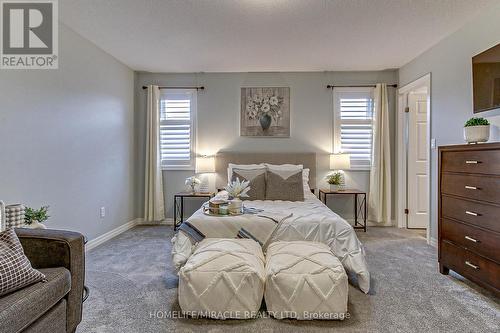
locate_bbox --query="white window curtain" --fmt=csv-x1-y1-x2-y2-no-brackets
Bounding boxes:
369,83,391,224
144,85,165,222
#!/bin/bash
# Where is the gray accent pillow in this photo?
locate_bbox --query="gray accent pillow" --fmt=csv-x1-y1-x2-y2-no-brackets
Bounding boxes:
0,229,46,296
232,170,266,200
265,170,305,201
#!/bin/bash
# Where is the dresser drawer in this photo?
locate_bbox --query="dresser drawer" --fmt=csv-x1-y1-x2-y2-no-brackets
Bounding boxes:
441,240,500,291
441,149,500,175
441,218,500,263
441,173,500,205
441,195,500,233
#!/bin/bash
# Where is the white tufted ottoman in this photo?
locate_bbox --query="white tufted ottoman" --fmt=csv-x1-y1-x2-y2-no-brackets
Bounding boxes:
178,238,265,319
264,241,348,320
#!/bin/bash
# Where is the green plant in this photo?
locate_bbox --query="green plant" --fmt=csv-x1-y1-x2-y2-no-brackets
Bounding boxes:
464,117,490,127
326,172,342,185
24,206,50,225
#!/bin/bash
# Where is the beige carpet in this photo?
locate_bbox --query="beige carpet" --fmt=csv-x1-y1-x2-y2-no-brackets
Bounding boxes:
77,226,500,333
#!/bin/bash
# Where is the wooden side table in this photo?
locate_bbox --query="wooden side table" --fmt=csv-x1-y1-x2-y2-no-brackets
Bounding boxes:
319,189,367,232
173,192,215,230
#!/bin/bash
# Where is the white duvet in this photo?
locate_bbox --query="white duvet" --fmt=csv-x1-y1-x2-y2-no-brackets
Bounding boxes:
171,192,370,293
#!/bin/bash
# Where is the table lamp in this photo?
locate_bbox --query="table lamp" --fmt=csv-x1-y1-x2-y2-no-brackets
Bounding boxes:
329,153,350,191
196,155,215,193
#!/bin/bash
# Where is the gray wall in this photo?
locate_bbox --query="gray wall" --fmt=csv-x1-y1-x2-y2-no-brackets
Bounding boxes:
399,3,500,240
135,71,398,222
0,24,136,240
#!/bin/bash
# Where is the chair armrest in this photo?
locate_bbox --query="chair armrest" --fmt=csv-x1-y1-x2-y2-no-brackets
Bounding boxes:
15,228,85,333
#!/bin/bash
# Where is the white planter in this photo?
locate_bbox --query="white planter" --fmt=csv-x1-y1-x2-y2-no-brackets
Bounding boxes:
228,198,243,214
24,222,47,229
330,184,340,191
464,125,490,143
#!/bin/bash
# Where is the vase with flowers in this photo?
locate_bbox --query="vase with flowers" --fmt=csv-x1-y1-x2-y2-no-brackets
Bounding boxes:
224,178,251,214
185,176,201,193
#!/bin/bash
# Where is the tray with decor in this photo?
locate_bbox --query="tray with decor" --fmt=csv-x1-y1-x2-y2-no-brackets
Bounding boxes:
202,201,243,217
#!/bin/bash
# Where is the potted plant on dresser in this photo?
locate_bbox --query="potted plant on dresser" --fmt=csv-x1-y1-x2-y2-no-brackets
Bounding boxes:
24,205,49,229
464,117,490,143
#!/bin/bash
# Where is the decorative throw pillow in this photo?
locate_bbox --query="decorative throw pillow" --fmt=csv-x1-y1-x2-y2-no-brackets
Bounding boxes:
232,169,266,200
0,229,46,296
265,170,305,201
227,163,266,183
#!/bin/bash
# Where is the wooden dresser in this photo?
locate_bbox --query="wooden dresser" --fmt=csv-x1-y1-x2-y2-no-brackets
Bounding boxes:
438,143,500,294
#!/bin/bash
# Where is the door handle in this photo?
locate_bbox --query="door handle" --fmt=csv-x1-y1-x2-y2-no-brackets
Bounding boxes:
464,186,478,190
465,160,479,164
465,211,479,216
464,235,479,243
465,261,479,270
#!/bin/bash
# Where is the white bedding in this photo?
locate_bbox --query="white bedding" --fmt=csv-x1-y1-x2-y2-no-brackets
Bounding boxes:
171,192,370,293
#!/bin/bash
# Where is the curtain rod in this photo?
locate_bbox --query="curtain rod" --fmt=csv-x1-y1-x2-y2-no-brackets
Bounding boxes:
326,84,398,89
142,86,205,90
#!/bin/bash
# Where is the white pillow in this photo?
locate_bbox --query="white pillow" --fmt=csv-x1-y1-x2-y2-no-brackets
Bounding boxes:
265,164,303,179
227,163,266,183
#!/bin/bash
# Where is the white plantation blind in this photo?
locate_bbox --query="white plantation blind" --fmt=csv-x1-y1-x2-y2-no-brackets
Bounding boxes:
333,88,374,170
160,90,196,169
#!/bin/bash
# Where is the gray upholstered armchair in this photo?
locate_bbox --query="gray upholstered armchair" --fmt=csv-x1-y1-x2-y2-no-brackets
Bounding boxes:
0,229,85,333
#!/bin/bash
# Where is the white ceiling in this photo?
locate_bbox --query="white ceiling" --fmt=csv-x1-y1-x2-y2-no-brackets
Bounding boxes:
60,0,498,73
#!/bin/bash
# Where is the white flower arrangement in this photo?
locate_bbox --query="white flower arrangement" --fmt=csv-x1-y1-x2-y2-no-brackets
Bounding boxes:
185,176,201,192
224,178,251,199
246,92,284,122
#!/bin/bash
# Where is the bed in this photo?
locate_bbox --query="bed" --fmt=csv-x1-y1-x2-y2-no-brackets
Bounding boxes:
171,152,370,293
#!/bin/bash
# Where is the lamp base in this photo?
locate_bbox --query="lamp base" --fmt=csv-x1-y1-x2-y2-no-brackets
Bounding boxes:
198,182,209,193
339,171,346,191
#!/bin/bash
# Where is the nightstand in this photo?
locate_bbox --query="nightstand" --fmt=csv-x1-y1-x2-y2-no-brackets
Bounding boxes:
319,189,367,232
173,192,215,230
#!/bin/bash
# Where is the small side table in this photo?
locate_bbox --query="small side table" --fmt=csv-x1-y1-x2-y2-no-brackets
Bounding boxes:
319,189,367,232
173,192,215,230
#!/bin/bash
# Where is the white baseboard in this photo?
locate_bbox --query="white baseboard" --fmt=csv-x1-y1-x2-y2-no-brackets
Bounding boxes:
136,217,173,226
345,218,394,227
85,218,140,252
428,237,438,247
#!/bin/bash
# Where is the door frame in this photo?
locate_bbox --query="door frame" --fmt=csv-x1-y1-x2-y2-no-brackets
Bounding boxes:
396,73,431,243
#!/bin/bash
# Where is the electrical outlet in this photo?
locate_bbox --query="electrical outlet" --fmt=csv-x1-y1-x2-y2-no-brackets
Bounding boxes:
431,138,436,149
100,207,106,218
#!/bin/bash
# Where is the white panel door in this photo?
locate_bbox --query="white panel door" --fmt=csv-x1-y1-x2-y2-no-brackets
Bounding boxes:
407,93,428,229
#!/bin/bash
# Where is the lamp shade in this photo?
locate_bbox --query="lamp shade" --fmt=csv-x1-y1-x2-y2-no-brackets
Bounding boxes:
196,156,215,173
330,153,350,170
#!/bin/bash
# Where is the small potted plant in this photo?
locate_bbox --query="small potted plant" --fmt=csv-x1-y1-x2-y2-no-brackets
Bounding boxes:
464,117,490,143
326,172,344,191
24,205,49,229
185,176,201,193
224,178,251,214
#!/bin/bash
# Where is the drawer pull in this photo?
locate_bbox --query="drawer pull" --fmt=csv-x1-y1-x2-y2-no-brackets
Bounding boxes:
464,235,479,243
464,185,478,190
465,261,479,270
465,210,479,216
465,160,479,164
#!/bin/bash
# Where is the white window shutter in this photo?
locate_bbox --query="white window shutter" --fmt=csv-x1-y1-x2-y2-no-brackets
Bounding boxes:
333,88,374,170
159,90,196,169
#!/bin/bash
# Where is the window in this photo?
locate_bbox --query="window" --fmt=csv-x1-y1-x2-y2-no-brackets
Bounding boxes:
159,89,196,169
333,88,374,170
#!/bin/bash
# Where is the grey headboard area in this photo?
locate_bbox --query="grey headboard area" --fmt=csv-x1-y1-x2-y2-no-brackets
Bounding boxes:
215,152,317,189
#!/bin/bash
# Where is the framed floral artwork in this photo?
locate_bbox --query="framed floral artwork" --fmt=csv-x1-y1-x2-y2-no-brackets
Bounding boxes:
240,87,290,137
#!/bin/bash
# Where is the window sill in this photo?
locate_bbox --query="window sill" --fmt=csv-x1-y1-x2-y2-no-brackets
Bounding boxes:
161,166,195,171
344,168,371,172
